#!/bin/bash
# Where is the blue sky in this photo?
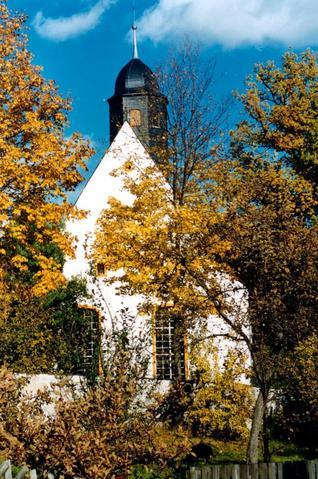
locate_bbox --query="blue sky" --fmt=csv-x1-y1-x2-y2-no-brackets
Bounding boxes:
7,0,318,200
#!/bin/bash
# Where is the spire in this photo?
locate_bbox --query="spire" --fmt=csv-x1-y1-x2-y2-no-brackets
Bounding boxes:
132,4,139,59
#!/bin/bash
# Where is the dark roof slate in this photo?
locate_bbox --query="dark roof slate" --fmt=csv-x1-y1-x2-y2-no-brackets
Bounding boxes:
114,58,159,96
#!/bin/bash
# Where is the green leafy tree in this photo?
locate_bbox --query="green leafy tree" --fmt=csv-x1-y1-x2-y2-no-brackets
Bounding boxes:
0,279,97,377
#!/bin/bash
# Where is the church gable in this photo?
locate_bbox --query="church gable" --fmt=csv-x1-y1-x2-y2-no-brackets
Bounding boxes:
76,121,154,222
64,121,157,282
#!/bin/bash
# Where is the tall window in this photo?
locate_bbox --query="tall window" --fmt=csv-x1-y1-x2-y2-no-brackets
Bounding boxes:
77,307,101,377
154,309,186,380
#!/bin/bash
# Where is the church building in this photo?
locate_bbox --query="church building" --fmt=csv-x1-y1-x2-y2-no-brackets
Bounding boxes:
63,22,185,381
63,22,239,382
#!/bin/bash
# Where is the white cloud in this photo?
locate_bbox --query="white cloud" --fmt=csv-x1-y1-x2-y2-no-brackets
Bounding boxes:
34,0,116,41
138,0,318,48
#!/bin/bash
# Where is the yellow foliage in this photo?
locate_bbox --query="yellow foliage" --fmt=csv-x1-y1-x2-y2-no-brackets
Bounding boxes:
94,159,231,325
236,50,318,185
0,2,93,296
186,339,253,442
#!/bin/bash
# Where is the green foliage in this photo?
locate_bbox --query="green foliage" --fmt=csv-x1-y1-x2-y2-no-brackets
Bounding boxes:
186,341,253,442
44,277,96,375
0,286,56,373
270,440,314,462
0,278,96,377
272,335,318,452
130,464,177,479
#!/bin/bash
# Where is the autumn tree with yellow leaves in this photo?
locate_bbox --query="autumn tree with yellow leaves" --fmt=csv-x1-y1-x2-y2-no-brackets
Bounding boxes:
93,149,318,459
94,49,318,462
231,49,318,461
234,50,318,187
95,43,231,381
156,337,253,446
0,1,92,297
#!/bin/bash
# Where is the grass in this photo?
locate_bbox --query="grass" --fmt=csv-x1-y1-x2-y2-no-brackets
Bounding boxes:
180,438,317,466
270,440,317,462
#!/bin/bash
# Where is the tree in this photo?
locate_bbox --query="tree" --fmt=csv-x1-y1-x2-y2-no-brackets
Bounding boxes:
0,315,191,478
94,47,318,462
0,1,92,296
233,50,318,187
202,157,318,463
0,278,99,377
273,334,318,453
158,337,253,445
94,117,318,463
156,40,230,203
228,49,318,461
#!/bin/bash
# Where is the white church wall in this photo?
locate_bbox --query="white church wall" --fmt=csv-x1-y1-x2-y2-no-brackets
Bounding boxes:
63,122,157,378
63,122,250,382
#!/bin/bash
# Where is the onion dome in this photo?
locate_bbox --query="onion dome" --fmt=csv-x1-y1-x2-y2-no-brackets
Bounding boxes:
114,58,160,96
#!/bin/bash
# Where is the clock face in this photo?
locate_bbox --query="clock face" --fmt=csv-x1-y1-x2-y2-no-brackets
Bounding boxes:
129,109,142,127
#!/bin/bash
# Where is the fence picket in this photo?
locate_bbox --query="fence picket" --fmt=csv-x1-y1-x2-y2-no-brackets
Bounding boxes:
4,461,12,479
186,461,318,479
259,463,267,479
211,465,220,479
250,463,258,479
307,461,316,479
240,464,249,479
0,462,10,478
189,467,202,479
15,467,29,479
202,465,212,479
230,464,239,479
268,462,276,479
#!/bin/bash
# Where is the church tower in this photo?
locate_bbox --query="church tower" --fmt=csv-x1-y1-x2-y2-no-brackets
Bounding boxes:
108,18,168,154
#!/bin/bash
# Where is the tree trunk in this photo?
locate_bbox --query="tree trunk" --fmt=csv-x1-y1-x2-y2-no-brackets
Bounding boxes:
173,314,185,381
262,400,271,463
247,390,265,464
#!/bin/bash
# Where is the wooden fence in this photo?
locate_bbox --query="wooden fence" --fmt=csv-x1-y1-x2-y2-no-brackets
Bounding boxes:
186,460,318,479
2,458,318,479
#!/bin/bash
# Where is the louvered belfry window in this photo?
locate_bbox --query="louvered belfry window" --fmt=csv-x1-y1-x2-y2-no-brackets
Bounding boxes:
155,308,186,380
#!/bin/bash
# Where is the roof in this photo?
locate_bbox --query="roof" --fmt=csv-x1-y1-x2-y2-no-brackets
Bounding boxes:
114,58,160,96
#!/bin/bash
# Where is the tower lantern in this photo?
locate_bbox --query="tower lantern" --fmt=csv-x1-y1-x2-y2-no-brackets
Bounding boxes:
108,19,168,155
